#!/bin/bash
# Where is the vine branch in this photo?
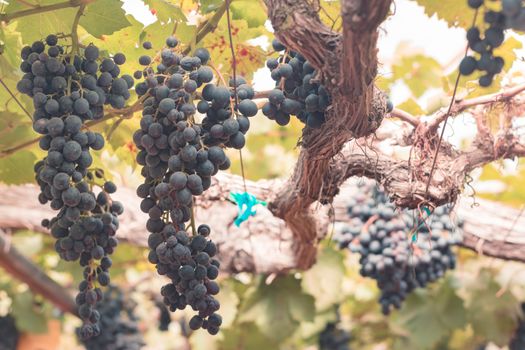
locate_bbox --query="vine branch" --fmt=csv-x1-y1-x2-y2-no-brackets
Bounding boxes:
0,231,77,316
0,97,144,158
428,82,525,132
3,175,525,275
389,108,419,126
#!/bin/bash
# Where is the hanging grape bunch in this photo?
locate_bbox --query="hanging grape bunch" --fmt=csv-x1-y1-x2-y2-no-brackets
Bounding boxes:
132,37,257,335
0,315,19,350
461,0,525,86
16,35,132,339
80,286,145,350
334,181,463,315
509,303,525,350
318,309,352,350
261,39,331,128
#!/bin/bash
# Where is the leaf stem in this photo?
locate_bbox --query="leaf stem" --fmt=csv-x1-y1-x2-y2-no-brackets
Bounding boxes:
182,1,227,55
0,77,32,120
70,4,86,62
0,0,82,22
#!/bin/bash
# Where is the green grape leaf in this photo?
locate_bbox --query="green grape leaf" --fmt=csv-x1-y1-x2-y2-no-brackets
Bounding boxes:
465,269,521,346
238,275,315,342
0,23,23,75
143,0,186,23
319,0,342,30
0,73,35,115
141,20,197,51
174,22,198,47
215,280,241,328
7,1,77,44
392,52,443,98
55,258,85,285
396,98,425,116
102,117,140,151
189,330,219,350
0,112,34,149
231,0,267,28
294,308,338,342
477,164,525,206
302,246,346,311
219,322,280,350
200,0,224,13
80,0,131,38
411,0,484,28
88,16,145,74
11,291,48,333
392,277,466,350
0,150,37,184
204,18,268,81
11,230,43,257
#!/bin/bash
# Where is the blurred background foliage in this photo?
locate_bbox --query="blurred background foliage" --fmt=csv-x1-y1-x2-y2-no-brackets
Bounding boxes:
0,0,525,349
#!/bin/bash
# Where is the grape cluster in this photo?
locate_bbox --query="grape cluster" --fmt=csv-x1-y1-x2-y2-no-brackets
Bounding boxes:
133,36,255,334
79,286,144,350
0,315,19,350
334,182,462,315
503,0,525,31
154,300,172,331
509,303,525,350
318,310,351,350
261,39,330,128
17,35,131,339
460,0,525,86
155,224,223,334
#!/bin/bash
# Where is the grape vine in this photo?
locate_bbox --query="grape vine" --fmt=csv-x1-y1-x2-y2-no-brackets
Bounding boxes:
334,182,463,314
16,35,131,339
132,36,257,335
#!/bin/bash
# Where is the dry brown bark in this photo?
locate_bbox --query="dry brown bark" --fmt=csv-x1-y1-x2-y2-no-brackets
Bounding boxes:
259,0,525,270
2,174,525,275
262,0,391,269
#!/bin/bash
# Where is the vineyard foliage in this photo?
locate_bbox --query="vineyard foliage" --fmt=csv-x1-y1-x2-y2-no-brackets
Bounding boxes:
1,0,525,350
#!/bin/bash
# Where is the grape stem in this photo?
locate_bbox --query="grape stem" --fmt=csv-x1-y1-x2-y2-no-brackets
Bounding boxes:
225,0,249,194
106,118,124,141
0,97,144,158
190,198,197,235
4,79,525,159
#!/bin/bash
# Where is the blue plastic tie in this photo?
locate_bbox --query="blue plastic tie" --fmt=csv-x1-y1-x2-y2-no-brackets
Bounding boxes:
412,207,433,243
230,191,266,227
